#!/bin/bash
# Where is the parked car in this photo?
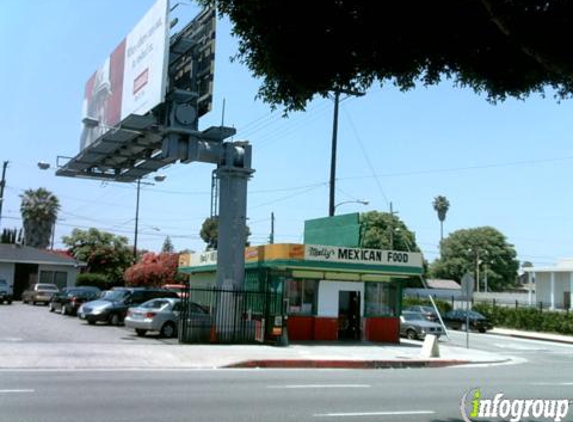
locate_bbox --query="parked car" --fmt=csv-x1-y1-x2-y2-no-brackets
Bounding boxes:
443,309,493,333
0,279,13,304
77,287,179,325
400,311,444,340
162,284,189,298
22,283,59,305
403,305,440,322
125,297,186,338
49,286,101,315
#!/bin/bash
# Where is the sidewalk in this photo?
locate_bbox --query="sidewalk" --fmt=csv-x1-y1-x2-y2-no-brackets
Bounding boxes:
490,327,573,345
0,339,510,370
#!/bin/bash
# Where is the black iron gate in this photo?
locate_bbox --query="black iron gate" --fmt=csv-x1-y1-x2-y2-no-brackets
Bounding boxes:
179,286,283,344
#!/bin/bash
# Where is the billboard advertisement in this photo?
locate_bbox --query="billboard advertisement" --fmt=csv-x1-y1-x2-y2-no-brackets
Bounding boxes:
80,0,170,151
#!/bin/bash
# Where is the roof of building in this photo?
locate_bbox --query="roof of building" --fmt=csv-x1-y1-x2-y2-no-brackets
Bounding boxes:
0,244,81,266
426,279,461,290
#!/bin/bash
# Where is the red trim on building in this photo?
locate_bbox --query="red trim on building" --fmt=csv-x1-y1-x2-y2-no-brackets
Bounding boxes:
363,317,400,343
287,316,314,341
313,317,339,341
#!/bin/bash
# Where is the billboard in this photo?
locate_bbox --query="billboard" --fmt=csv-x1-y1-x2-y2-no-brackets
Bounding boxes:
80,0,170,151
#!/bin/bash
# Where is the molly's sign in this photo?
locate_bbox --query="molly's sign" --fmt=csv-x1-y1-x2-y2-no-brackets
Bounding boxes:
304,245,422,268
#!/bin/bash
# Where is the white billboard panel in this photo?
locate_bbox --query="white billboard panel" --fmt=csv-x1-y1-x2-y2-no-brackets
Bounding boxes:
80,0,169,151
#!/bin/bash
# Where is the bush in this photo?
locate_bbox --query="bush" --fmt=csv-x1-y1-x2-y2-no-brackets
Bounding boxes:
402,296,452,315
76,273,115,291
473,303,573,335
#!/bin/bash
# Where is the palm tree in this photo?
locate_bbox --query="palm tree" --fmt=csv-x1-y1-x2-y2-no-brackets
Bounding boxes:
432,195,450,245
20,188,60,249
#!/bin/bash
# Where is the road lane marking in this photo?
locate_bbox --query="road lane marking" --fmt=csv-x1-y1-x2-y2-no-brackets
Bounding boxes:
0,389,34,394
270,385,370,389
314,410,435,417
530,382,573,386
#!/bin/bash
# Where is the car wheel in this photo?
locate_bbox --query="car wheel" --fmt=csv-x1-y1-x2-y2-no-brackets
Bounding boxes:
135,329,147,337
109,314,120,326
6,300,11,305
87,320,96,325
160,322,176,338
406,329,418,340
61,305,67,316
478,328,486,333
32,301,36,306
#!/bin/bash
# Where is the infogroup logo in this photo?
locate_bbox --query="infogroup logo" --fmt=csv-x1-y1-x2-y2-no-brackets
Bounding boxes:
460,388,571,422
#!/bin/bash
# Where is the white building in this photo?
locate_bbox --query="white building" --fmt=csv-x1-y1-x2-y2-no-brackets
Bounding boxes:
524,259,573,310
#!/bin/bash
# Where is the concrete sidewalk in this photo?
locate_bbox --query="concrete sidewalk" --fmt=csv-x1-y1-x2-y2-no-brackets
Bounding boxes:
490,327,573,345
0,339,510,370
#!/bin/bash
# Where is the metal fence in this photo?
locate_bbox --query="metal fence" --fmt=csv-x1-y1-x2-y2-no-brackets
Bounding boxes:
179,287,284,344
406,292,571,313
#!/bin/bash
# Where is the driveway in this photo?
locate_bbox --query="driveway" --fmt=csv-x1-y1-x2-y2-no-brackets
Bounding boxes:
0,302,177,345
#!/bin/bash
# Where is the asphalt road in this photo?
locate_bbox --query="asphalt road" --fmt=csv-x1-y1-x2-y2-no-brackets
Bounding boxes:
1,303,573,422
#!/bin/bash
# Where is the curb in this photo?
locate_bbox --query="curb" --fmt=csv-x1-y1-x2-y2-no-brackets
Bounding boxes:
224,359,471,369
491,332,573,346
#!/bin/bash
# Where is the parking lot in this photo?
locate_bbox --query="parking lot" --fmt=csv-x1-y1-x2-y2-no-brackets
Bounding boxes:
0,302,178,345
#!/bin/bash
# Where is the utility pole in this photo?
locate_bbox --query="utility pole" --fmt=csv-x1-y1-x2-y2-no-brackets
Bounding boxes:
328,89,365,217
133,178,141,259
328,90,340,217
0,161,8,229
269,212,275,244
388,202,397,250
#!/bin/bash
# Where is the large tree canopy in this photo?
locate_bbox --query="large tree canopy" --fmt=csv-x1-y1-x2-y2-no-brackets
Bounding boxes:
359,211,420,252
62,228,133,286
429,226,519,291
210,0,573,111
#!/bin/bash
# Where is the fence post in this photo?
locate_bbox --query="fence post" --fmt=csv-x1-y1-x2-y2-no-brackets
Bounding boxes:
493,298,496,308
451,295,454,309
515,300,518,309
539,301,543,312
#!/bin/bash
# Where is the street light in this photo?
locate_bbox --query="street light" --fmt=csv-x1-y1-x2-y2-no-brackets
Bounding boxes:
333,199,369,213
134,175,166,258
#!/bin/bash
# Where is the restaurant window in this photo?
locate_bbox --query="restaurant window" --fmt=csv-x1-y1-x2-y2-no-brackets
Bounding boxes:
286,279,317,315
365,282,397,317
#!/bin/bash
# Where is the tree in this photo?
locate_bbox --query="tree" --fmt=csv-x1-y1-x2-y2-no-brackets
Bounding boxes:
161,236,174,253
199,216,251,250
124,252,184,287
208,0,573,112
62,228,133,286
429,227,519,292
359,211,420,252
432,195,450,244
19,188,60,249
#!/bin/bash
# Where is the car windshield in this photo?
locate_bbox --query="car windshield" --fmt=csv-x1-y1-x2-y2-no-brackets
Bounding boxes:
403,313,425,321
139,299,172,310
37,284,58,291
100,290,129,301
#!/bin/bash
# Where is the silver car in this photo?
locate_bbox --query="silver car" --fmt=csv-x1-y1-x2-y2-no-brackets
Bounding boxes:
124,298,183,338
400,311,444,340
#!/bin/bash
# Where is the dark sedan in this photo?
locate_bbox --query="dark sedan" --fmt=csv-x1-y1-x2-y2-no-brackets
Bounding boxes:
443,309,493,333
49,286,101,315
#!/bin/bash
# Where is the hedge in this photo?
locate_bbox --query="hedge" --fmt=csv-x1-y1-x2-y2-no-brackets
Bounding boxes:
474,303,573,335
76,273,115,291
402,297,452,315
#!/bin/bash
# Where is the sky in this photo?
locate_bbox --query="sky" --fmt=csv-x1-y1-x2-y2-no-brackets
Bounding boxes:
1,0,572,268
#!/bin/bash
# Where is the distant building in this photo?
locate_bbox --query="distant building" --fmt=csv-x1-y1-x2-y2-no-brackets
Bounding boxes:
0,244,84,300
404,278,462,300
523,259,573,310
